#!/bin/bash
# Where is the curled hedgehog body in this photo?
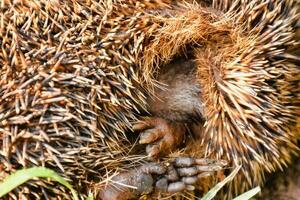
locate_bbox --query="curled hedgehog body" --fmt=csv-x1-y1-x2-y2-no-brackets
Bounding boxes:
0,0,299,199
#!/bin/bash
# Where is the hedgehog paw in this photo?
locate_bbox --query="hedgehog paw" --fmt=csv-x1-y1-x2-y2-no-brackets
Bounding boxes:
155,157,227,194
99,163,166,200
133,117,186,159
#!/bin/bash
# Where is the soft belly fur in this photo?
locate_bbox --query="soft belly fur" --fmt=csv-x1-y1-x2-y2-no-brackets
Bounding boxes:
148,58,204,123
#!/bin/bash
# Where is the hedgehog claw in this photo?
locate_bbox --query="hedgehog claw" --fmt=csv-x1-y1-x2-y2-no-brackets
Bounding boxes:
139,128,161,144
154,157,226,194
174,157,227,168
134,117,186,159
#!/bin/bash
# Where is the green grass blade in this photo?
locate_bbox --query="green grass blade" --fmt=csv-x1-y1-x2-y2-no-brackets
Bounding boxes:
86,194,94,200
233,186,261,200
0,167,79,200
202,165,241,200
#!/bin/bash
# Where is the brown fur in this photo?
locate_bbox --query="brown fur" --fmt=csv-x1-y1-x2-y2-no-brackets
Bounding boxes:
147,58,203,123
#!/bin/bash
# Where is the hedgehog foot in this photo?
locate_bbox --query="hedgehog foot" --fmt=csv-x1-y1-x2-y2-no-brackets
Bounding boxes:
133,117,186,159
154,157,227,194
99,157,226,200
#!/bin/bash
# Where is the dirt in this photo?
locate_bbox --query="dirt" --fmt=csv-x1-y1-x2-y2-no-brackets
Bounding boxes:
257,159,300,200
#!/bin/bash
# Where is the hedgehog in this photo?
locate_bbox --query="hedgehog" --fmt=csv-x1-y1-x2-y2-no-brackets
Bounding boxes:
0,0,224,199
0,0,299,200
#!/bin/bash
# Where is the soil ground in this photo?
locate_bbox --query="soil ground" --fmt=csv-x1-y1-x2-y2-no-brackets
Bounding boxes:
257,159,300,200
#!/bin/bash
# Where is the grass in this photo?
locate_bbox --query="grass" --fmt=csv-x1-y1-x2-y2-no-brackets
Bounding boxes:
0,167,81,200
0,166,260,200
202,165,261,200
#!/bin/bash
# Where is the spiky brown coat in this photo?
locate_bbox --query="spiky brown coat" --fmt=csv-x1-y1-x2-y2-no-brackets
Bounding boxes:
0,0,299,199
